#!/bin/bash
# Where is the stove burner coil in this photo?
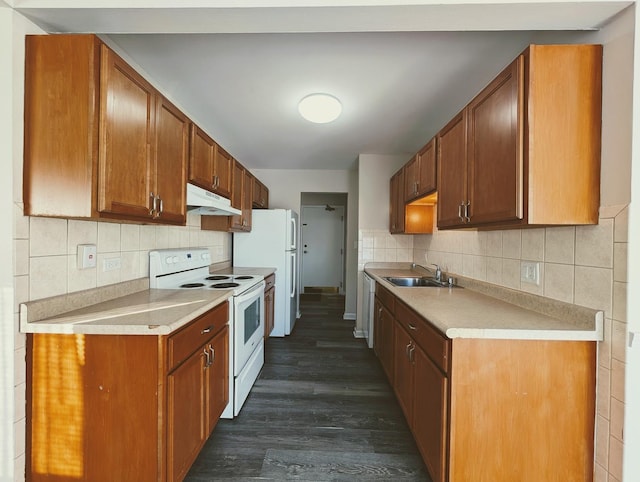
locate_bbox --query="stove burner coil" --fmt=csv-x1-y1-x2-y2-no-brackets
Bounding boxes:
206,275,232,281
234,276,253,280
210,282,240,289
180,283,206,288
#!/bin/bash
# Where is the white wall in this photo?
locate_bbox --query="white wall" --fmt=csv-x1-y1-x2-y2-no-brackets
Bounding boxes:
251,168,359,317
357,154,408,230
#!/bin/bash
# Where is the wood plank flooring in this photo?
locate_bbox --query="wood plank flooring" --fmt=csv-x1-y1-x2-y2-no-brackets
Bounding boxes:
185,294,430,481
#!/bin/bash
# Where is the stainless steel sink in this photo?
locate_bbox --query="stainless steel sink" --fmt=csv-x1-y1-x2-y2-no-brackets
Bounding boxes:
383,276,458,288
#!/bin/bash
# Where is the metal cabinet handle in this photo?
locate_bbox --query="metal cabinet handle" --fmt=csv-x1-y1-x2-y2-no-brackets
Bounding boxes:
209,345,215,365
203,347,210,368
408,344,415,362
464,201,471,223
149,191,156,216
458,202,464,222
408,323,417,331
201,325,214,335
158,196,163,215
406,342,411,358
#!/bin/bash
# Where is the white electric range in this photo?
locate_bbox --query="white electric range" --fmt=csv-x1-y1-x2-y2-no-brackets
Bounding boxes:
149,248,265,419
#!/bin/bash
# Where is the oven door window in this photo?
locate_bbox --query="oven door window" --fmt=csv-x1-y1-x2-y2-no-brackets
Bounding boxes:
243,297,261,344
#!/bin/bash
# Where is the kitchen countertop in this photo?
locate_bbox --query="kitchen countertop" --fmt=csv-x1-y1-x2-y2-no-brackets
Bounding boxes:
20,265,277,336
365,265,603,341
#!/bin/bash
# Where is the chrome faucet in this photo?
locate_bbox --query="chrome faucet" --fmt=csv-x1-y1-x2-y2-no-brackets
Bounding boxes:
412,262,442,282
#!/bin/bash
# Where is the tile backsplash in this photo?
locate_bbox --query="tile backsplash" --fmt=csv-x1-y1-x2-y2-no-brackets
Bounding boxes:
16,209,231,303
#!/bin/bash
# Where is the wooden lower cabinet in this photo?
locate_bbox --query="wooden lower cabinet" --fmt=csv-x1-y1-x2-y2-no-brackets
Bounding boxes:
374,289,596,482
26,302,229,482
264,273,276,339
373,297,395,383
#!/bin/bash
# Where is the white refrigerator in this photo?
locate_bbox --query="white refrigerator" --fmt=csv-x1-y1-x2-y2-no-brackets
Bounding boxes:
233,209,299,336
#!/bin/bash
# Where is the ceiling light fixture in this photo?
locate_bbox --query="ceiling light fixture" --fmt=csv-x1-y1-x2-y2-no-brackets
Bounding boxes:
298,93,342,124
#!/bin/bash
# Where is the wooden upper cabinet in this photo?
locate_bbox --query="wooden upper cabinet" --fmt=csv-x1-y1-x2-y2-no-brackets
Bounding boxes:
389,168,405,234
188,125,233,199
437,44,602,229
213,145,233,199
437,111,468,229
467,56,523,226
253,178,269,209
154,96,189,223
98,46,157,219
242,170,253,231
188,124,215,191
229,160,245,231
24,34,187,225
405,137,437,203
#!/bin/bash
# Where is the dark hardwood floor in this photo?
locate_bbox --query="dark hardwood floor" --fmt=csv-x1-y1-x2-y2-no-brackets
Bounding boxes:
185,294,430,481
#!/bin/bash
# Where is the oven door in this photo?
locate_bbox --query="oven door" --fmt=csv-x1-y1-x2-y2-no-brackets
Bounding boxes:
233,280,265,375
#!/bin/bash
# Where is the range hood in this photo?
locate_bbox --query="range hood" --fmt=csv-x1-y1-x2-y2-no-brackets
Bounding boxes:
186,183,241,216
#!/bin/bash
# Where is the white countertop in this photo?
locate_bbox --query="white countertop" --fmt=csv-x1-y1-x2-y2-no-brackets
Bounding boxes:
365,266,603,341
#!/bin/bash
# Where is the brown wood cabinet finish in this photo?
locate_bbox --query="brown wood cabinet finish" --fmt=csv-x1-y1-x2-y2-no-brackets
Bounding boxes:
188,126,233,200
253,178,270,209
26,302,229,482
404,137,437,202
437,44,602,229
264,273,276,339
372,287,596,482
24,34,188,225
389,168,405,234
201,159,254,232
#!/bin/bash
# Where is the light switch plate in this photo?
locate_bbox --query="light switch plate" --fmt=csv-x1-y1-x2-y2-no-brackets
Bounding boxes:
521,261,540,285
77,244,97,269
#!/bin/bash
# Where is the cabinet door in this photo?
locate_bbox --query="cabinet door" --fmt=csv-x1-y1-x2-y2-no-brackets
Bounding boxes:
214,145,233,199
390,169,405,233
189,124,215,191
417,137,437,197
404,155,419,202
393,324,414,425
265,286,275,339
229,161,245,230
156,96,188,224
414,344,448,482
467,56,524,225
242,170,253,231
379,304,395,383
98,46,156,219
436,111,467,228
167,346,207,482
205,326,229,435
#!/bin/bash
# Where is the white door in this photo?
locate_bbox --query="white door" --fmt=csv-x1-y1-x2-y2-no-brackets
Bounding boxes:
301,205,344,292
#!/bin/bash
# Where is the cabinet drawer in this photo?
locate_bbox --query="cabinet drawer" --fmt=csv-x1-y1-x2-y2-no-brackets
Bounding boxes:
395,301,450,374
375,283,395,314
264,273,275,291
168,302,229,371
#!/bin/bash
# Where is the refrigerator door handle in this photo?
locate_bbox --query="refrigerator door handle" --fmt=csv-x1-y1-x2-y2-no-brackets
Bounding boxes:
290,252,296,298
290,216,297,251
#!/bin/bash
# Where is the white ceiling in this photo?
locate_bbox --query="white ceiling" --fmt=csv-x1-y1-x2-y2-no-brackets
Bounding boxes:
12,1,633,170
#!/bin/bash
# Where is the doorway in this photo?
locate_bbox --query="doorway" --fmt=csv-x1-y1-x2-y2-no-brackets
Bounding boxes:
300,195,347,295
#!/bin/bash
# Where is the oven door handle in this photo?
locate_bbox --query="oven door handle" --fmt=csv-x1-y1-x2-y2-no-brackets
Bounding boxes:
234,280,266,304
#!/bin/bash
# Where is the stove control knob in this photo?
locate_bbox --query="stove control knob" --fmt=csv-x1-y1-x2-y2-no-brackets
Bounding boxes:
201,253,210,261
172,256,179,263
165,256,173,264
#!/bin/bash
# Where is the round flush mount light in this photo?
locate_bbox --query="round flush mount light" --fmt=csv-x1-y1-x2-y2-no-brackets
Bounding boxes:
298,93,342,123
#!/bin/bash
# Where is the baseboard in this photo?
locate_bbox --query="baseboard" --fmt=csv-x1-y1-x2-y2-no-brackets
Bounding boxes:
353,329,367,339
343,312,356,320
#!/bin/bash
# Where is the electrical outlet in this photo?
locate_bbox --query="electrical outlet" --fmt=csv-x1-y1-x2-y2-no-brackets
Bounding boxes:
520,261,540,285
103,257,121,272
77,244,97,269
